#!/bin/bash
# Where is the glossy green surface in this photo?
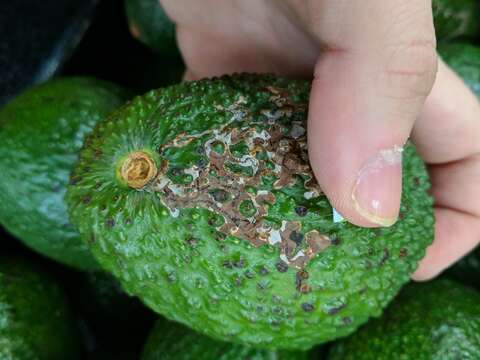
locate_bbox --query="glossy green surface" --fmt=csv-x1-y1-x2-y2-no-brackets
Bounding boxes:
433,0,479,41
328,279,480,360
0,256,79,359
142,318,308,360
439,43,480,97
67,74,434,349
0,77,130,269
125,0,179,57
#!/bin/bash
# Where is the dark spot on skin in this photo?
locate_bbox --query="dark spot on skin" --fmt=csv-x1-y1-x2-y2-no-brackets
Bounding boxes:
413,177,420,186
365,260,373,270
289,231,304,245
295,206,308,216
359,287,368,294
257,282,267,290
105,218,115,228
222,260,234,269
186,237,198,247
124,218,132,225
256,306,264,313
166,272,176,283
342,317,352,325
331,236,341,246
196,146,205,155
270,320,280,327
367,247,375,256
275,261,288,273
84,166,92,173
301,303,315,312
113,195,119,202
171,168,182,176
196,158,207,168
259,266,269,276
100,204,107,211
94,149,103,158
272,295,281,303
399,248,408,258
69,177,81,185
94,182,102,189
51,184,61,193
380,249,390,266
233,258,246,268
398,211,405,220
244,270,255,279
82,196,92,205
235,277,242,287
328,303,346,315
295,270,310,293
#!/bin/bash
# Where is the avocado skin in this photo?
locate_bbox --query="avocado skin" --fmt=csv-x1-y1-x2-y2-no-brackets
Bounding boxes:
66,74,434,350
125,0,179,58
0,256,79,359
439,43,480,97
433,0,480,41
142,318,308,360
328,279,480,360
0,77,130,270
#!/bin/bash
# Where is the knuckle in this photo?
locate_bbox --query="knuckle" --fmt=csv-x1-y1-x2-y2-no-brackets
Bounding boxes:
381,40,438,100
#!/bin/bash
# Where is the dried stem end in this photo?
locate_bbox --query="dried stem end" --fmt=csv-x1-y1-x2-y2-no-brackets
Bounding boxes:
120,151,157,189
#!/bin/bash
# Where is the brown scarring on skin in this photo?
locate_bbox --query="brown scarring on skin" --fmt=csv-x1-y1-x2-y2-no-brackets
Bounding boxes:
153,88,331,268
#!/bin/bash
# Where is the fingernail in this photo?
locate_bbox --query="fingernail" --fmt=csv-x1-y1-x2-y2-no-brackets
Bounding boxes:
351,145,403,227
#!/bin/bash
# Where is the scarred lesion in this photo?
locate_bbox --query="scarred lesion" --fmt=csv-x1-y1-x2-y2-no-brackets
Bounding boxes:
153,87,331,269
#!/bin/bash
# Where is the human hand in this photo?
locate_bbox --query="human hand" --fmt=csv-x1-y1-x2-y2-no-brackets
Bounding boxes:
160,0,480,280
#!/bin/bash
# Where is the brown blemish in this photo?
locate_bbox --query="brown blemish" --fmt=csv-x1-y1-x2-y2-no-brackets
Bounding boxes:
120,151,158,189
153,86,329,269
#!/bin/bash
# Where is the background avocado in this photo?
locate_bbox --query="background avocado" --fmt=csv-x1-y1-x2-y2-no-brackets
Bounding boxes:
444,248,480,290
142,318,309,360
433,0,480,42
439,43,480,97
0,256,79,359
67,74,434,350
328,279,480,360
0,77,131,270
124,0,180,58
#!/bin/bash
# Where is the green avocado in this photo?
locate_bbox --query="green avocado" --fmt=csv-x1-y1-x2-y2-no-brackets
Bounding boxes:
0,256,79,359
125,0,179,58
0,77,130,270
142,318,309,360
439,43,480,97
433,0,480,42
66,74,434,350
328,279,480,360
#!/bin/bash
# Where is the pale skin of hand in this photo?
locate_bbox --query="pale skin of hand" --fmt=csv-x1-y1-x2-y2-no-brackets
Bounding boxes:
160,0,480,280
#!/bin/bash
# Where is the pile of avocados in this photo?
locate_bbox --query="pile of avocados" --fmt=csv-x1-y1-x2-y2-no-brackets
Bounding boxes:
0,0,478,358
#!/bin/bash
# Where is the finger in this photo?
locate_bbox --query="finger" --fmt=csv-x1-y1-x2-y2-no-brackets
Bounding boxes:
410,57,480,280
307,0,437,227
412,207,480,281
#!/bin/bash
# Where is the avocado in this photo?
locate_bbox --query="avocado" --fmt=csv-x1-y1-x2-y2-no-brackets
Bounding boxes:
0,256,79,359
0,77,130,270
328,279,480,360
125,0,179,58
66,74,434,350
142,318,309,360
439,43,480,97
433,0,480,42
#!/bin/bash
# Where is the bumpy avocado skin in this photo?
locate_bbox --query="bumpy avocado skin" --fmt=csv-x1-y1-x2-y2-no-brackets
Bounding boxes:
328,279,480,360
66,74,434,350
125,0,179,57
433,0,480,41
142,318,308,360
0,77,130,270
0,256,79,359
439,43,480,97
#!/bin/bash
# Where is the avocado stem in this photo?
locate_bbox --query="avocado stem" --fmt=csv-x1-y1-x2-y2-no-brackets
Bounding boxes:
120,151,157,189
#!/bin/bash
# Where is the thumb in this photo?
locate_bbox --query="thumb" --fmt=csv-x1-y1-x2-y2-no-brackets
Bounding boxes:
307,0,437,227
